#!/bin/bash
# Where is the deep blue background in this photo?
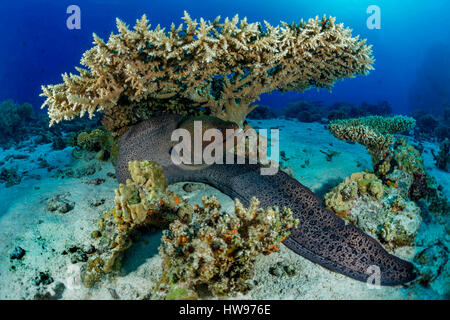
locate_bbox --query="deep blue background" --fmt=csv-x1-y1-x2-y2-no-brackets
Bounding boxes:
1,0,449,115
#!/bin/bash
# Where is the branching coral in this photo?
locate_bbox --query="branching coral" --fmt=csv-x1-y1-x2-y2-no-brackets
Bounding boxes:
82,160,191,284
158,196,298,297
328,115,415,164
41,12,374,132
83,160,297,295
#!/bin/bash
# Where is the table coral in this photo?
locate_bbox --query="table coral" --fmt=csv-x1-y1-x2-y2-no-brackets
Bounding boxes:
158,196,298,297
328,115,415,164
41,12,374,132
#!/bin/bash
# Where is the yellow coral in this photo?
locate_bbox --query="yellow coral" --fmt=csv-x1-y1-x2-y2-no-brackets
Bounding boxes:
41,12,374,130
324,171,383,215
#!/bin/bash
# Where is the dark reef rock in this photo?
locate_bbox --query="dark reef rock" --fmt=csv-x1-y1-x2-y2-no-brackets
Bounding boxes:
414,243,449,286
46,194,75,213
283,100,324,122
0,167,22,188
247,105,278,120
432,138,449,172
269,262,297,277
0,98,101,150
10,246,26,260
281,100,393,123
33,271,54,286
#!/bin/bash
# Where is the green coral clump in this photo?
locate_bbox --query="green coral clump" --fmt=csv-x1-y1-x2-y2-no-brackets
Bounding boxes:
393,138,425,175
324,170,421,250
324,171,383,216
328,115,415,163
158,196,298,297
113,161,191,230
72,127,120,163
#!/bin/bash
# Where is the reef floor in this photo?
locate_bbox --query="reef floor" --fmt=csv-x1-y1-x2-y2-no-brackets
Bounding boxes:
0,119,448,300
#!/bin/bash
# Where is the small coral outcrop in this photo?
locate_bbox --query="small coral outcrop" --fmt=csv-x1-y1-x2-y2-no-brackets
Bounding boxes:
41,12,374,132
113,161,191,230
71,128,119,163
324,171,421,249
82,160,297,297
328,115,415,163
158,196,298,297
81,160,192,287
432,138,449,172
324,171,383,216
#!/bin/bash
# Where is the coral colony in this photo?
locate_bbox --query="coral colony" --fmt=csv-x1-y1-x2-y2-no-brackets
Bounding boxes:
41,12,373,132
0,11,446,301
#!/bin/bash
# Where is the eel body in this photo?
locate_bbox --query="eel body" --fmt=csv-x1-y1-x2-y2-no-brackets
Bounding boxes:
116,114,416,286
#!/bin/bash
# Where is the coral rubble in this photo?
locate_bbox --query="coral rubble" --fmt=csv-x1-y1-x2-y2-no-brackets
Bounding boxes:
41,12,374,132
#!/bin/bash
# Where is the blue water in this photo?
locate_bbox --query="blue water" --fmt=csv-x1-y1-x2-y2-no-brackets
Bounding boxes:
1,0,449,115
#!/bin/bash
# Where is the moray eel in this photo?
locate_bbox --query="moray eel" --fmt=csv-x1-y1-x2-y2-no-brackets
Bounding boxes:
116,114,416,286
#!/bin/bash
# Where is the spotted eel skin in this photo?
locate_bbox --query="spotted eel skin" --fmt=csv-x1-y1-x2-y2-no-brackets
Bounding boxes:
116,114,416,286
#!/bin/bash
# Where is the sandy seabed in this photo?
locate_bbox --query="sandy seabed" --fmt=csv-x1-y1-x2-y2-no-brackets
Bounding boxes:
0,119,448,300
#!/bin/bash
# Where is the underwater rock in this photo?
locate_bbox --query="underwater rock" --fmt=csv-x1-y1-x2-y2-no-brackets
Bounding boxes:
84,178,105,185
89,198,105,207
414,243,449,286
269,262,297,277
33,271,54,286
432,138,449,172
70,250,88,264
319,149,340,162
0,167,22,188
46,194,75,213
283,100,324,123
33,281,65,300
107,288,120,300
324,171,421,250
247,105,277,120
10,246,26,260
55,161,100,179
182,182,204,193
412,110,439,135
